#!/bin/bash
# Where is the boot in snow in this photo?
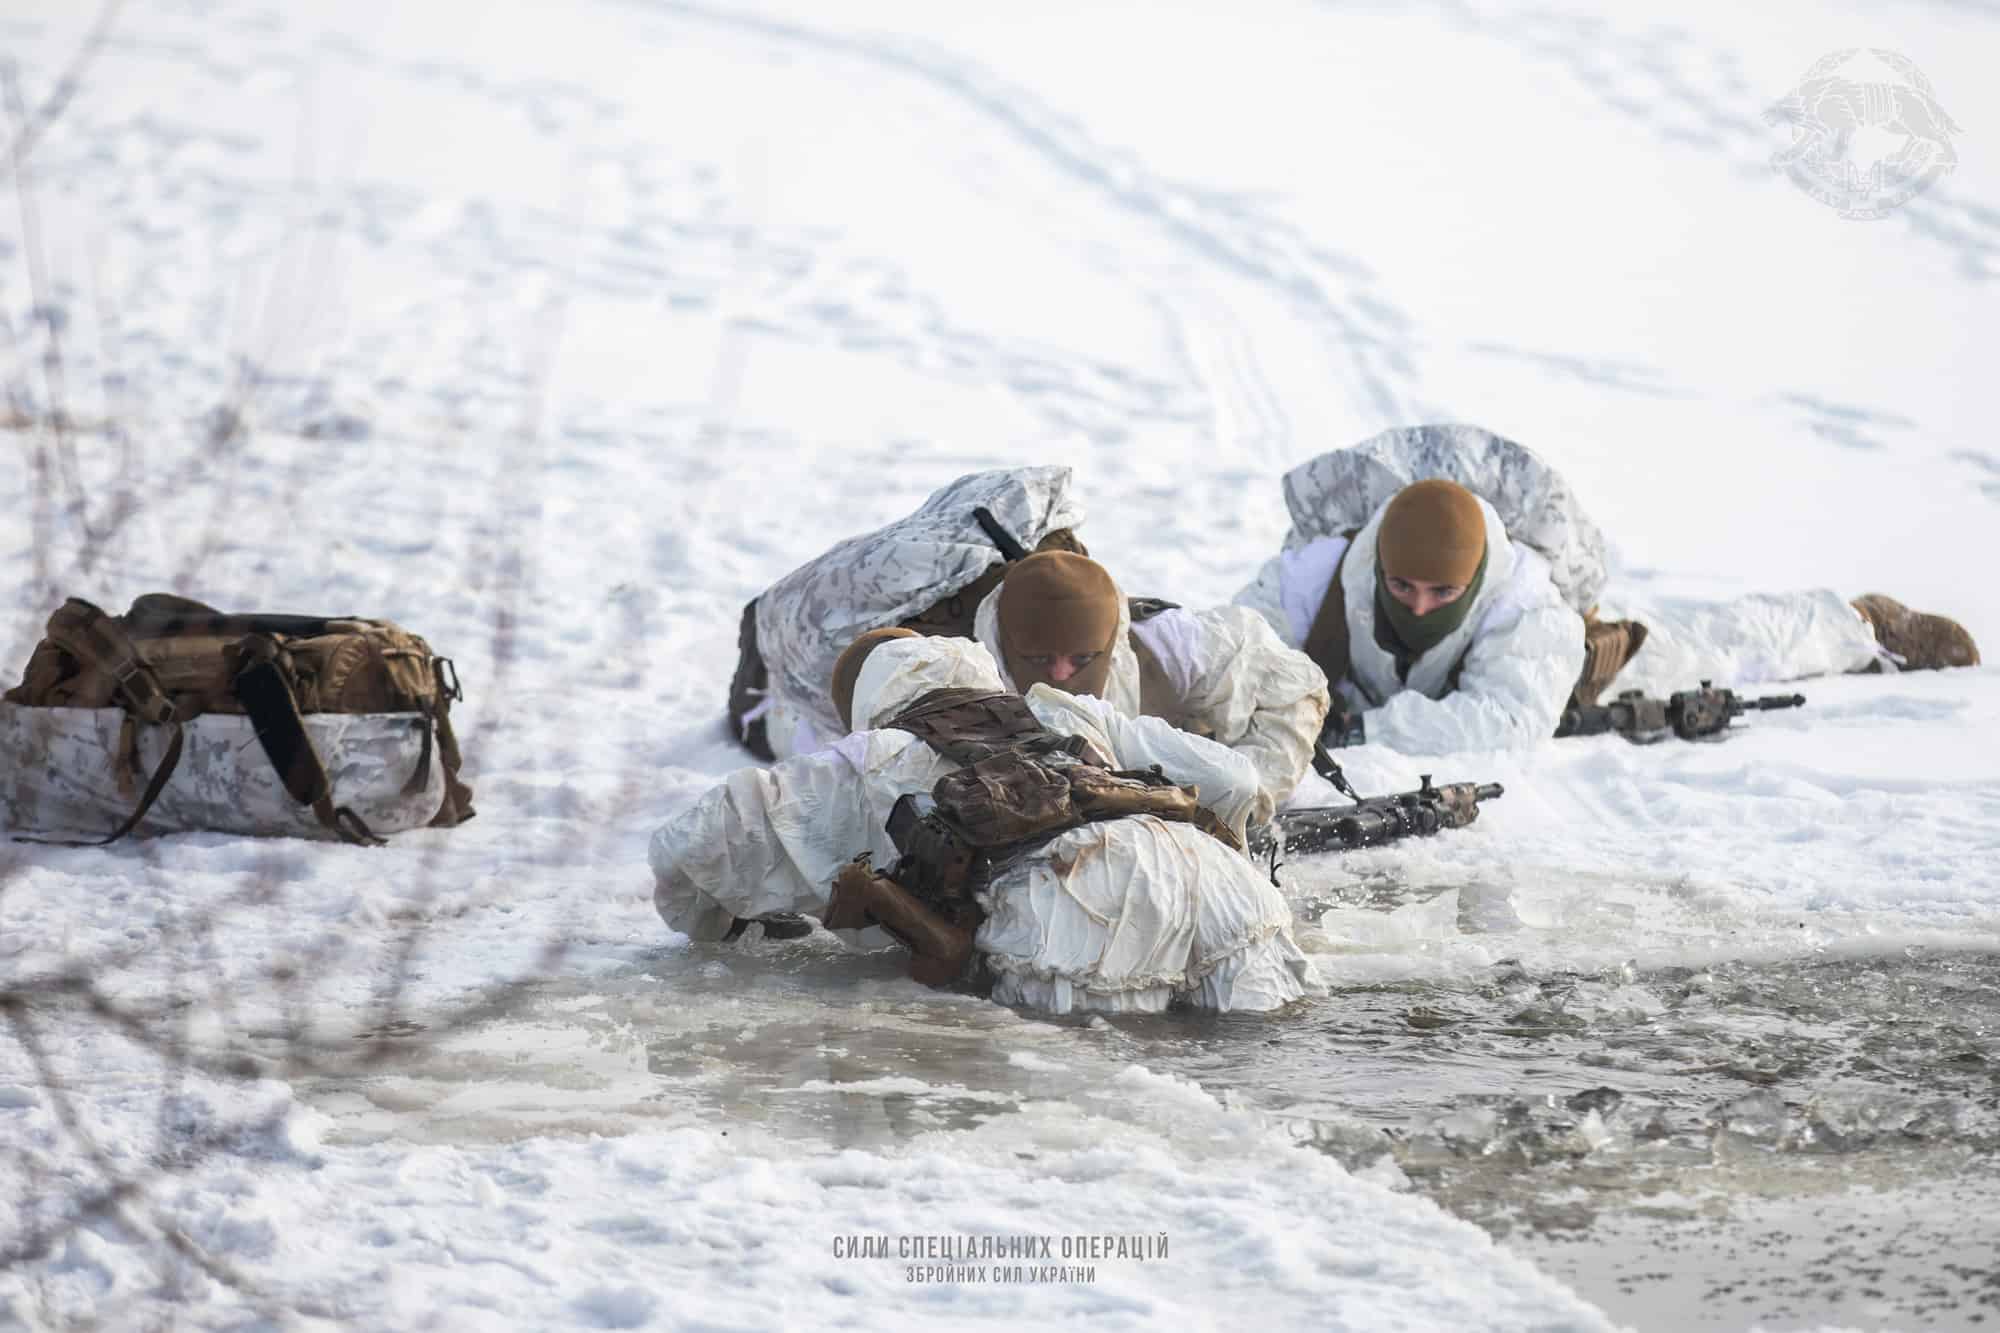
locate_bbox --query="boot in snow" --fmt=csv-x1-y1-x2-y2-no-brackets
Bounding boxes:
722,913,815,942
1850,594,1981,671
1572,614,1650,708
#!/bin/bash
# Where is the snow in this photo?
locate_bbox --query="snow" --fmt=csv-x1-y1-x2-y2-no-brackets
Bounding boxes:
2,0,1997,1327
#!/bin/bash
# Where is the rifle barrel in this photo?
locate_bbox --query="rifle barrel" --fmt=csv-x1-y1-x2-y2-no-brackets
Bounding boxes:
1750,693,1806,710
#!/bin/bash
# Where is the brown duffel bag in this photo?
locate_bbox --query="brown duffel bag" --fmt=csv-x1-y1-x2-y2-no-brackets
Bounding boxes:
3,594,472,845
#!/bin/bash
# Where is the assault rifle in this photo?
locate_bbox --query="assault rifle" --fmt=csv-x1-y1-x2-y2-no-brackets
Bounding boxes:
1246,745,1503,879
1554,679,1805,744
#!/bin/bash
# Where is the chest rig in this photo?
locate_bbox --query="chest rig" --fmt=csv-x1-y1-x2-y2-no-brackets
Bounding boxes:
823,688,1241,987
883,689,1236,917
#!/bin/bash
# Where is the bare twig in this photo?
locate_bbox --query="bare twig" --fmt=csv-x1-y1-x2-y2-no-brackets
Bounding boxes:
153,1215,277,1313
0,38,616,1327
164,140,352,593
3,1001,127,1186
84,230,139,545
2,61,62,607
0,0,129,178
0,1107,283,1270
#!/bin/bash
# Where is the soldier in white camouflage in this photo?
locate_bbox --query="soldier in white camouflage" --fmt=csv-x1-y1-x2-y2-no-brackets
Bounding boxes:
1236,425,1980,755
729,467,1329,824
967,551,1329,827
656,633,1323,1015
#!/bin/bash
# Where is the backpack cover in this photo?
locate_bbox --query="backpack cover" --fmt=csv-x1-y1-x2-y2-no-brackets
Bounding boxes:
732,466,1086,753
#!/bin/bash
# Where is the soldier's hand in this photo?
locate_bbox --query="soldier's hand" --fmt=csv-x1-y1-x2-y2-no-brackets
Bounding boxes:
1318,700,1365,750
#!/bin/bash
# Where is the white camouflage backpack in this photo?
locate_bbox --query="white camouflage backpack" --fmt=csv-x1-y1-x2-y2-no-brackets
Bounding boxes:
728,466,1087,758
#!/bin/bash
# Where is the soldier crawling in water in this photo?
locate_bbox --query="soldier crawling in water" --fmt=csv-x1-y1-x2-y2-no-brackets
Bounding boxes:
662,631,1324,1015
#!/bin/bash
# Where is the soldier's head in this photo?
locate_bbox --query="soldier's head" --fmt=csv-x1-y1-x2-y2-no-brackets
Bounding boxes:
834,631,1007,732
831,627,919,730
996,551,1121,697
1376,479,1487,617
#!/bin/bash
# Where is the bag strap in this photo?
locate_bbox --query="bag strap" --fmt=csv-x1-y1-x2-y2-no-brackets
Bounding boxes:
402,704,436,797
44,598,180,725
13,600,189,845
231,636,385,846
426,656,474,826
123,592,351,640
15,720,186,847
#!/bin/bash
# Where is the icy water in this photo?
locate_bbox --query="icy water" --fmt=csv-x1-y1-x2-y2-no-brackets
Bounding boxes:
305,912,2000,1332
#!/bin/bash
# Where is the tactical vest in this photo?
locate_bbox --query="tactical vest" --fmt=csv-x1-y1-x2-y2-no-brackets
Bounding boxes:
1300,538,1359,690
1302,534,1472,703
874,688,1239,927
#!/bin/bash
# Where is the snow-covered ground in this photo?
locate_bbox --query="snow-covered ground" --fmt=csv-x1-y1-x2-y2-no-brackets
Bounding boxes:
2,0,1997,1327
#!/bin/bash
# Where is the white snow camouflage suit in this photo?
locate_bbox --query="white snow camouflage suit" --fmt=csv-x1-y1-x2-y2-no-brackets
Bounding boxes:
652,636,1323,1016
1235,425,1880,753
742,464,1326,824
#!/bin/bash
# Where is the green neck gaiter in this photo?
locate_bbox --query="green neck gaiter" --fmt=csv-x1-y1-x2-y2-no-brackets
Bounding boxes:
1373,544,1490,680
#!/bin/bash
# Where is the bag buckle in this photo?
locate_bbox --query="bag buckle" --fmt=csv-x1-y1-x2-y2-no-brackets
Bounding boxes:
111,659,178,724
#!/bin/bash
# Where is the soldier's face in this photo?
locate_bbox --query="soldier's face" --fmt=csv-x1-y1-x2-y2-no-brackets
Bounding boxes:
1007,639,1114,697
1384,575,1467,618
1019,651,1102,684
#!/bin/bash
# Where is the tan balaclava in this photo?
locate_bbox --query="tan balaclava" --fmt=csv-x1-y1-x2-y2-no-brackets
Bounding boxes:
831,627,919,731
1376,479,1487,588
1374,479,1490,661
997,551,1121,697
